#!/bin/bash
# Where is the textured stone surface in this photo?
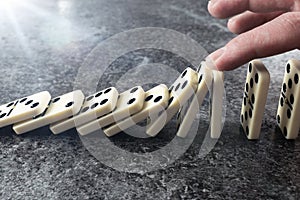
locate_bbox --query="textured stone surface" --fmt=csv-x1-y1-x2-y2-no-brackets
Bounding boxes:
0,0,300,199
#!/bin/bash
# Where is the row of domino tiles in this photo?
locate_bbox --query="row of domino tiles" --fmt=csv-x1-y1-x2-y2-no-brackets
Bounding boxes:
0,59,298,140
0,63,224,139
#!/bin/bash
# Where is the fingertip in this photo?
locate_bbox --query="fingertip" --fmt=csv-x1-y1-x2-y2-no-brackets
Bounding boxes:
227,18,242,34
207,0,227,19
205,48,225,71
209,48,225,63
215,63,239,71
207,48,243,71
204,56,218,71
207,1,216,17
212,58,237,71
206,48,238,71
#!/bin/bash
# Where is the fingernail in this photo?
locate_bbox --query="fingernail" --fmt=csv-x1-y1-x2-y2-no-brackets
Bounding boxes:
208,0,217,8
205,48,225,70
228,17,236,25
205,57,218,71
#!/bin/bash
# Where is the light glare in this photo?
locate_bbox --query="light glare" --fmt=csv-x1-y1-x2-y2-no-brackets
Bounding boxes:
0,0,17,8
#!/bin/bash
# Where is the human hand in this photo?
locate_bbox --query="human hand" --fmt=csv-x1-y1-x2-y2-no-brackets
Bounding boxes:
206,0,300,71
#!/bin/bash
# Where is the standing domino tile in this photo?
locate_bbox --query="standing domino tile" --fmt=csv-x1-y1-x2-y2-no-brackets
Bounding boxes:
240,60,270,140
176,64,213,138
13,90,85,134
276,59,300,139
103,84,169,137
77,86,145,136
49,87,118,134
146,67,198,137
0,91,51,128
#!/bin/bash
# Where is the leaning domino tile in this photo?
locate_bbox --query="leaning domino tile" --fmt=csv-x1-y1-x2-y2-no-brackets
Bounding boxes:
103,84,169,137
210,70,225,139
240,60,270,139
0,91,51,128
176,63,213,138
13,90,85,134
204,57,225,138
49,87,118,134
146,67,198,137
77,86,145,136
276,59,300,139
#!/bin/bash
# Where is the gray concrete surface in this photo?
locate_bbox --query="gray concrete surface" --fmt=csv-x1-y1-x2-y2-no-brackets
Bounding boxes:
0,0,299,199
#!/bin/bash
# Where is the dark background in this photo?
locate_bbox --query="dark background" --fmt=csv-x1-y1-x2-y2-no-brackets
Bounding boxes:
0,0,299,199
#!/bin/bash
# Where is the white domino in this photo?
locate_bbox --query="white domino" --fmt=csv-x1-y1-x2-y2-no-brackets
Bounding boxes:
0,91,51,128
103,84,169,137
146,67,198,137
210,70,224,139
13,90,85,134
240,60,270,139
176,64,213,138
276,59,300,139
77,86,145,136
49,87,118,134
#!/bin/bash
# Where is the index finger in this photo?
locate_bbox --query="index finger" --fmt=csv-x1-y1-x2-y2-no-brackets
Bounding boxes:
208,0,295,19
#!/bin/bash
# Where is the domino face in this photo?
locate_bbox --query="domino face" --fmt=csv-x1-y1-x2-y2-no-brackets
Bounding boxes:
0,91,51,128
276,59,300,139
49,87,118,134
13,90,85,134
240,60,270,139
77,86,145,136
146,67,198,137
103,84,169,137
176,65,213,138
